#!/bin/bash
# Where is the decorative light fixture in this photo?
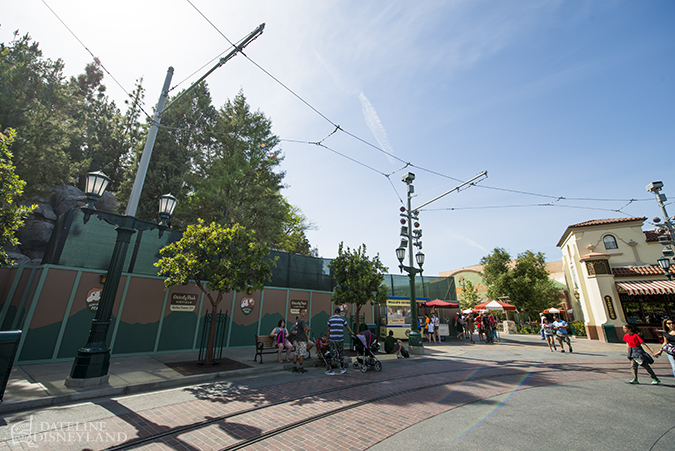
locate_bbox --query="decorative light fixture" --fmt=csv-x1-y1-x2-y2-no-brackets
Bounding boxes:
396,247,406,263
415,251,425,267
158,193,178,227
82,171,111,222
658,256,671,271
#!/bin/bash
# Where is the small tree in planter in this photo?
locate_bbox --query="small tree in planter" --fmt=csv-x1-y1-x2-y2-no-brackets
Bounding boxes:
328,242,388,333
156,220,276,363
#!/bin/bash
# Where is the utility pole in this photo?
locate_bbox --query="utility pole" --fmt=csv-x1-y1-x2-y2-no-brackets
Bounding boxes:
647,181,675,279
396,170,488,355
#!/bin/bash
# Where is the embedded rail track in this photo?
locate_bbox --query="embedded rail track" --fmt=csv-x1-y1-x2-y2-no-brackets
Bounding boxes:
105,357,635,451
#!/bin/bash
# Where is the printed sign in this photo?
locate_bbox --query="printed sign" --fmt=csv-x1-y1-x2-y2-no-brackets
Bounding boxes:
86,288,102,313
241,297,255,315
170,293,198,312
290,299,308,315
604,295,617,320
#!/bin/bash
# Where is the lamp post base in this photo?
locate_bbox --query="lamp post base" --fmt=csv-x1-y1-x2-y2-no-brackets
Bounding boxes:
65,374,110,389
68,349,111,381
408,331,425,355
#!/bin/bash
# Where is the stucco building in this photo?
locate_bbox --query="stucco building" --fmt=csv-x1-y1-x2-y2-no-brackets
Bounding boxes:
557,217,675,343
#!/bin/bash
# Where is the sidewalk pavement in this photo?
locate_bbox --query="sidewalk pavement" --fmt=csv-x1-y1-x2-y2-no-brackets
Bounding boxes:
0,343,404,414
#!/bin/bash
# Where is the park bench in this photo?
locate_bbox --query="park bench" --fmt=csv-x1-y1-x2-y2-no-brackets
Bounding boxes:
254,334,311,364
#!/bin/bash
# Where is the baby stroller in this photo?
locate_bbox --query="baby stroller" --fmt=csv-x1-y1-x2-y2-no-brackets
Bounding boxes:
316,335,348,371
353,330,382,373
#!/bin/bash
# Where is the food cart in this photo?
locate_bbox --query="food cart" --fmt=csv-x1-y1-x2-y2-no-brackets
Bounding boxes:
378,296,431,340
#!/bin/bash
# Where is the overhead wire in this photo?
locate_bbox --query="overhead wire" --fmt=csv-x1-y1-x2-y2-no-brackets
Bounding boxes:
183,0,653,217
41,0,153,121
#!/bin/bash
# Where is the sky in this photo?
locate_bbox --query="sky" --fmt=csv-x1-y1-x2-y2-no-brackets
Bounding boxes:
2,0,674,276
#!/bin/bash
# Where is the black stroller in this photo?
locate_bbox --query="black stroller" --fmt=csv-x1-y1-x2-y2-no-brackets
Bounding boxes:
353,330,382,372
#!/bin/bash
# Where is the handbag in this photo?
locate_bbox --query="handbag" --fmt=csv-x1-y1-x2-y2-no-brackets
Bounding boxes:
663,342,675,357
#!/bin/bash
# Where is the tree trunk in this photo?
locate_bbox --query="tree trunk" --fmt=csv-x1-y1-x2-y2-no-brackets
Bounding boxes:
206,306,216,364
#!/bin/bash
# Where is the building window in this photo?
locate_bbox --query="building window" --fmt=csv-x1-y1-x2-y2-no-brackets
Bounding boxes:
603,235,618,250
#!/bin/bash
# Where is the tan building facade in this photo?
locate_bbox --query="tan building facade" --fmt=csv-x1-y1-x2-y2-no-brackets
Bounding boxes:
557,217,675,343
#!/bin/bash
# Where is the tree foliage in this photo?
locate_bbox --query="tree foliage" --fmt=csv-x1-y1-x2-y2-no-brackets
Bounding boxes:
0,32,318,256
0,129,36,266
458,279,481,308
480,248,560,315
328,242,388,331
155,220,276,362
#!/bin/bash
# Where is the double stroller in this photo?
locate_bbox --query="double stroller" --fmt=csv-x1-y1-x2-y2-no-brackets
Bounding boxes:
353,329,382,373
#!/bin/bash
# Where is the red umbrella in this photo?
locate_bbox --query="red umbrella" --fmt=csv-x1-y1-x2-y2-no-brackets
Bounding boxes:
423,299,459,308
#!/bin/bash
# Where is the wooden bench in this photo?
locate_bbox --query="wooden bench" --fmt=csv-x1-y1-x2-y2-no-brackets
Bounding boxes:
254,335,311,364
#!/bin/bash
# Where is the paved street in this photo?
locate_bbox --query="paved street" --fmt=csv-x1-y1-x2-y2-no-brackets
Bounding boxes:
0,334,672,450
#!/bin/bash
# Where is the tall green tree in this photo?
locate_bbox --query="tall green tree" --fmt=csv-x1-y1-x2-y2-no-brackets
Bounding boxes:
0,129,36,266
480,248,560,316
155,220,276,363
480,247,513,301
328,242,388,332
181,91,285,244
510,250,560,316
0,32,80,195
119,81,217,221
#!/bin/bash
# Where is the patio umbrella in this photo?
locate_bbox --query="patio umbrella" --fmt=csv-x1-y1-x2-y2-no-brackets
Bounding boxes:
462,308,474,314
548,308,561,314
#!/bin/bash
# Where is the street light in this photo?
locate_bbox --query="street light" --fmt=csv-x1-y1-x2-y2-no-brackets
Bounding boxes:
647,181,675,283
658,257,672,281
66,171,177,387
396,172,426,355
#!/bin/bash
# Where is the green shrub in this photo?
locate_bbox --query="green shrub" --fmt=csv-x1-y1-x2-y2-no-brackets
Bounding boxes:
571,321,587,337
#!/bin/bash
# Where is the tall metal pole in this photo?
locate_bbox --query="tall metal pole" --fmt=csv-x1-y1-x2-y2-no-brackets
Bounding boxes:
125,67,174,217
406,184,422,347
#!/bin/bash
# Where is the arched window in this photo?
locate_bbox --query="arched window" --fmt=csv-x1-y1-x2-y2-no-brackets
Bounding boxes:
603,235,618,250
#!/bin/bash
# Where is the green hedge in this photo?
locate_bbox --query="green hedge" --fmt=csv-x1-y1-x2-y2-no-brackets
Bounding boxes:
571,321,587,337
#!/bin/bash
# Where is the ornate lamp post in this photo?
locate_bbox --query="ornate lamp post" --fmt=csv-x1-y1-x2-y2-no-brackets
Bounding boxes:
397,172,426,355
647,182,675,283
66,171,177,387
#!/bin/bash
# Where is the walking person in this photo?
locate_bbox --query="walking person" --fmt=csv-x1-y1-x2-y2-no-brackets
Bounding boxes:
623,323,660,385
427,313,436,343
291,308,310,373
475,314,484,342
270,319,293,362
542,317,556,351
552,314,573,353
655,317,675,378
455,314,464,340
465,314,475,343
433,314,441,343
325,308,354,375
540,313,546,340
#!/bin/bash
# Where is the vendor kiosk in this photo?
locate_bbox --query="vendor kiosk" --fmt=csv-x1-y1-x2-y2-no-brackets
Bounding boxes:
378,296,431,340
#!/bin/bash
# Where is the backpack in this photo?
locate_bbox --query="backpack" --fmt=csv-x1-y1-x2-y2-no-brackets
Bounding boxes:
401,347,410,358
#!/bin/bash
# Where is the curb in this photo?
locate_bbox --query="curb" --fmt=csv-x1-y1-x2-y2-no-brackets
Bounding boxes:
0,364,285,415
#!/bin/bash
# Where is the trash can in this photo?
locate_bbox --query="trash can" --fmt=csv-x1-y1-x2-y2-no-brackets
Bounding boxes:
0,330,22,402
602,324,620,343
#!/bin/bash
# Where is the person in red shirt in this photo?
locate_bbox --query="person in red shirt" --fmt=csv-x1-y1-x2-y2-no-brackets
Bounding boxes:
622,324,660,385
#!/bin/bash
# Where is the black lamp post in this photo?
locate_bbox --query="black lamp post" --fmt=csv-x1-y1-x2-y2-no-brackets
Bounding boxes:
66,171,177,387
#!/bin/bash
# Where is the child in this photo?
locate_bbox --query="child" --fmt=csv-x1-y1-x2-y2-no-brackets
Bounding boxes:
542,317,556,352
622,324,660,385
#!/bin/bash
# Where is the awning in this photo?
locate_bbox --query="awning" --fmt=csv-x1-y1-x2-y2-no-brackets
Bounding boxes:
422,299,459,308
616,280,675,295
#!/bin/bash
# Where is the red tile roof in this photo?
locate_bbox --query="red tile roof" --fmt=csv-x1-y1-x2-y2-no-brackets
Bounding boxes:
557,217,647,247
568,217,646,228
612,265,666,277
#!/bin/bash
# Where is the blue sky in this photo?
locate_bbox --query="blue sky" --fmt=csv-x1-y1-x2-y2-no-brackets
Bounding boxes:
3,1,674,275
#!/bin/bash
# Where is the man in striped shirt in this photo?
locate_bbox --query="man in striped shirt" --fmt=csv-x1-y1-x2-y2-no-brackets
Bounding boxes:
325,308,354,375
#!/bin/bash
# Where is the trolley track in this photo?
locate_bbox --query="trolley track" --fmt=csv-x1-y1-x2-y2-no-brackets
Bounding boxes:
105,358,635,450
